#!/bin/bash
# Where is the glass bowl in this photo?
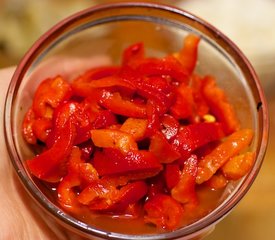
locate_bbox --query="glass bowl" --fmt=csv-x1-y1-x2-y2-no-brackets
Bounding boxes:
4,2,269,240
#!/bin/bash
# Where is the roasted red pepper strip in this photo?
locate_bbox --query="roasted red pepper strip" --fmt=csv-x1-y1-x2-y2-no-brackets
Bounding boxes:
92,148,162,180
91,129,138,153
144,194,184,230
57,147,99,212
201,75,240,134
77,66,120,80
135,76,175,114
149,131,181,163
32,76,72,119
171,122,225,161
103,181,148,212
26,120,76,182
170,83,195,121
99,91,147,118
196,129,254,184
221,151,256,180
174,34,200,74
47,102,91,147
164,163,181,190
191,74,210,117
120,118,148,141
171,155,198,206
27,101,92,182
78,179,147,213
122,42,144,67
160,114,179,140
136,56,189,83
22,108,38,144
145,100,160,137
32,118,52,143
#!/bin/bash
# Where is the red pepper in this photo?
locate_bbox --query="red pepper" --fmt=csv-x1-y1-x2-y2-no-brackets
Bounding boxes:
160,114,179,140
164,163,181,190
191,74,210,117
145,100,160,137
91,129,138,153
27,101,92,182
201,75,240,134
78,179,147,213
57,147,99,212
99,91,147,118
92,148,162,180
196,129,254,184
77,66,120,80
22,108,38,144
32,118,52,143
91,110,117,129
171,122,225,161
144,194,184,230
122,42,144,67
47,102,91,147
174,34,200,75
149,131,181,163
26,120,76,182
32,76,72,119
171,155,198,206
135,76,175,114
170,83,195,121
103,181,148,212
147,174,166,199
136,56,189,83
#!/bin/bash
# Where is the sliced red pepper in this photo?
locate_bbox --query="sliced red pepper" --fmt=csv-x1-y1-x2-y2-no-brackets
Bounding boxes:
135,76,175,114
170,83,195,121
32,76,72,119
92,148,162,180
221,151,256,180
171,155,198,206
32,118,52,143
91,110,117,129
201,75,240,134
91,129,138,153
99,91,147,118
174,34,200,75
122,42,144,68
72,74,135,98
76,66,120,80
205,172,228,190
149,131,181,163
47,102,91,147
57,173,82,213
136,56,189,83
196,129,254,184
164,163,181,190
144,194,184,230
171,122,225,161
145,100,160,137
103,181,148,212
147,174,166,199
71,66,121,97
27,101,93,182
191,74,210,117
160,114,179,140
78,179,147,213
120,118,148,141
26,120,76,182
22,108,37,144
57,147,99,212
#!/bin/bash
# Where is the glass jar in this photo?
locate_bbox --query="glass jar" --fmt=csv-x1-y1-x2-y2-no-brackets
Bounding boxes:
4,2,268,240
